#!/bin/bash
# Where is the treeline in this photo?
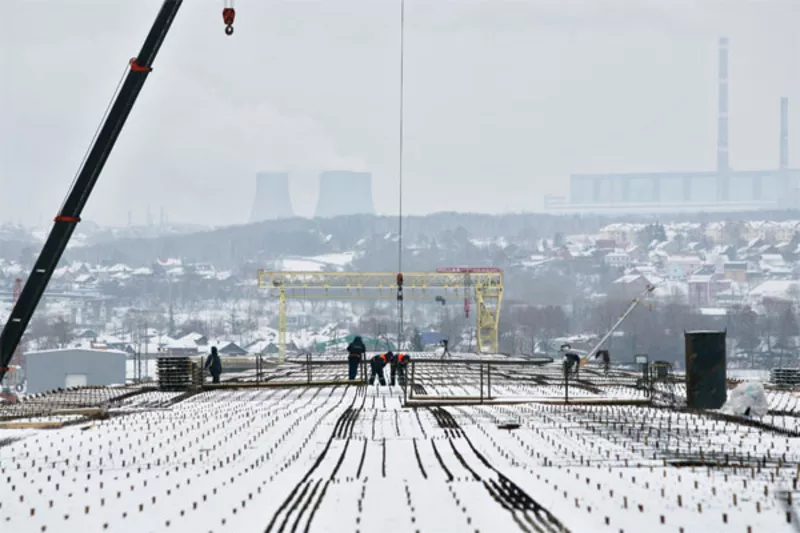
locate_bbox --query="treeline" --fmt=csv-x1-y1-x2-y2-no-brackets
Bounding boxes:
59,212,611,267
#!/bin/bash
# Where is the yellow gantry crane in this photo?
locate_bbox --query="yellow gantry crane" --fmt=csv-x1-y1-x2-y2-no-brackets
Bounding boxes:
257,269,504,362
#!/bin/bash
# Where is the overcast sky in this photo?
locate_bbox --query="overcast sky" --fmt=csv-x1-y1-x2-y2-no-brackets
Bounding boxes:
1,0,798,227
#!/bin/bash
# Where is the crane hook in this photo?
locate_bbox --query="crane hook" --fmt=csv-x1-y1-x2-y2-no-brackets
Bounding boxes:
222,7,235,36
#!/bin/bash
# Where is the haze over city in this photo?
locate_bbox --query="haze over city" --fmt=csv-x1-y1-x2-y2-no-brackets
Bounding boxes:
1,0,798,227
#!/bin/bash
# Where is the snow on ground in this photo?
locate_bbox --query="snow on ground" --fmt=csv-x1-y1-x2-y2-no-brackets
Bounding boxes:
278,252,355,272
2,352,799,532
309,252,355,266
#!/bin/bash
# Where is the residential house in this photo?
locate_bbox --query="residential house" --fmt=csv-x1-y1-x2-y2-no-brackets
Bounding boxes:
165,336,200,356
213,340,248,356
774,220,800,243
611,274,652,300
599,224,644,247
723,262,748,283
759,254,793,279
749,280,800,305
687,271,731,307
705,221,726,244
75,328,101,339
594,239,616,251
625,245,648,263
664,255,702,280
604,250,633,269
72,273,98,291
653,240,683,255
744,221,778,242
164,332,208,355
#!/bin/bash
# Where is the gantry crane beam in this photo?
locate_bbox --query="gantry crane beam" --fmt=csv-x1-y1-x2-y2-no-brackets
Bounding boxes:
257,270,504,362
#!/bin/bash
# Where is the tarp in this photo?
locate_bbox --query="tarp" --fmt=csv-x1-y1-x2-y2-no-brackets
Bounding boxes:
720,381,769,417
314,335,395,352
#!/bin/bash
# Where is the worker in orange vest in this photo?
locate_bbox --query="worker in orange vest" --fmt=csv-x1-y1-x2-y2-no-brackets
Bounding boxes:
369,352,390,386
390,352,410,387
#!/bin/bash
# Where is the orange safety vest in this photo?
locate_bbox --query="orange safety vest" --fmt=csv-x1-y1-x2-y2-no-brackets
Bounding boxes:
396,353,409,364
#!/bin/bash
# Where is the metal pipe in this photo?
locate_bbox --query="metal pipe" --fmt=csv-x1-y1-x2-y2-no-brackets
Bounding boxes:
480,364,484,404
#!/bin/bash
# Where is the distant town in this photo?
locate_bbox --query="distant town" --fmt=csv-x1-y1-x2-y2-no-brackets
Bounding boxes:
1,213,798,378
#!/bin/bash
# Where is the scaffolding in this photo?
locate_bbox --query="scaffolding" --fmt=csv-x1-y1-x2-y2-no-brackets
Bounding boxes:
257,270,504,362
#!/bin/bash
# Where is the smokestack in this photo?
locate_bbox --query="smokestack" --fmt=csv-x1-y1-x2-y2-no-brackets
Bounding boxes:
717,37,729,173
250,172,294,222
780,97,789,170
314,171,376,218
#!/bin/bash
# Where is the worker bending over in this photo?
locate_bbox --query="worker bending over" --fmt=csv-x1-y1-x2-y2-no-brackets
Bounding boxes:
369,352,390,386
391,352,410,387
595,349,610,375
560,344,581,379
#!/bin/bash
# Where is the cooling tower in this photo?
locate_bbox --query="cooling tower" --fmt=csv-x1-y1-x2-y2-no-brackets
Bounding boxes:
780,97,789,170
250,172,294,223
314,171,376,218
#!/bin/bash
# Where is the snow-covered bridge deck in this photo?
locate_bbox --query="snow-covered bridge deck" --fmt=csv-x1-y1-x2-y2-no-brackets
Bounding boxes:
2,353,800,532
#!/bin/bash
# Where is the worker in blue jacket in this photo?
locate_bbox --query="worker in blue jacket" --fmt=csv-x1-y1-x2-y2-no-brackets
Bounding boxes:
346,336,366,380
204,346,222,383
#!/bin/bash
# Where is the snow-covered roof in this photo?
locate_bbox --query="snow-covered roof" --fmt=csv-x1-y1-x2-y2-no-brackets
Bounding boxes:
749,280,799,300
612,274,646,285
666,255,702,264
698,307,727,316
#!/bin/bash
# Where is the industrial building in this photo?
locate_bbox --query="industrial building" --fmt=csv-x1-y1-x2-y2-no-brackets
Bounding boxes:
546,38,799,213
24,348,127,394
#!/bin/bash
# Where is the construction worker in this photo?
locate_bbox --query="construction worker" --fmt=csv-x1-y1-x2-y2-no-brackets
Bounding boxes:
369,352,389,386
204,346,222,384
564,352,580,377
441,339,450,357
346,336,366,380
391,352,410,386
595,349,610,375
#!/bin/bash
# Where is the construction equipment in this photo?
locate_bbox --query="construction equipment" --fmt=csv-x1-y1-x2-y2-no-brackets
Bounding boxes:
222,1,236,35
0,0,183,385
579,283,656,367
257,270,504,362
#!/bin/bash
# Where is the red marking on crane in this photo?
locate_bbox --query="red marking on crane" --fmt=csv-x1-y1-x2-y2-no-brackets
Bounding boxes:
129,58,152,72
54,216,81,223
222,7,236,25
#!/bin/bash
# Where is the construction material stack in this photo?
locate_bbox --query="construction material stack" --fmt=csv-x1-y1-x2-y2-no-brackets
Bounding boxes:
157,356,194,391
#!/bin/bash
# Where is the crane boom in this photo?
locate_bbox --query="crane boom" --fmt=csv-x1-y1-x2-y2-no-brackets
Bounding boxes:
579,283,655,366
0,0,184,383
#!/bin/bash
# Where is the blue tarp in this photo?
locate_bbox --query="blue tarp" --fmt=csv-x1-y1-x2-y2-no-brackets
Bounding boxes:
421,332,446,345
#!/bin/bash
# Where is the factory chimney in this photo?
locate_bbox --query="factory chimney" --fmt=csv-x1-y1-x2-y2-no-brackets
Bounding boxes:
250,172,294,223
780,97,789,170
717,37,730,174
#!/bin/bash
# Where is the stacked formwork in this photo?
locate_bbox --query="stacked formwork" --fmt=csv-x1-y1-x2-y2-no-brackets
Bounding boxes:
157,356,194,391
771,368,800,388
